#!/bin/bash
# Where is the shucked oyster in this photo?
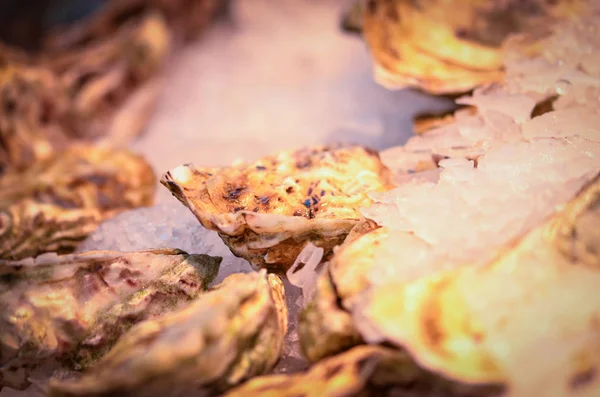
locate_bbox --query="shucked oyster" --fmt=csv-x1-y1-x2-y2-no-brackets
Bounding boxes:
161,144,393,273
49,270,287,397
0,248,221,390
0,145,156,260
361,0,587,94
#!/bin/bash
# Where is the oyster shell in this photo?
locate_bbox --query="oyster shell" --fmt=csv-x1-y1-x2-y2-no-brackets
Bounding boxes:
225,344,501,397
0,12,171,173
354,174,600,396
43,12,171,146
0,248,221,390
224,345,418,397
43,0,229,49
161,144,393,273
362,0,587,94
0,145,156,260
299,172,600,396
49,270,287,397
0,64,71,174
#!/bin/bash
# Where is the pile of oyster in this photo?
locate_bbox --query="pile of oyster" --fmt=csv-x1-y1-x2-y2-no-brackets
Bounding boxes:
2,1,600,397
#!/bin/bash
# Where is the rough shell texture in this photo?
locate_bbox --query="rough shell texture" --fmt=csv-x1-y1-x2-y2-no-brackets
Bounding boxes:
224,344,502,397
0,65,71,174
0,12,171,174
161,144,393,273
0,145,156,260
362,0,586,94
0,248,220,390
49,270,288,397
355,173,600,397
42,0,229,49
299,10,600,396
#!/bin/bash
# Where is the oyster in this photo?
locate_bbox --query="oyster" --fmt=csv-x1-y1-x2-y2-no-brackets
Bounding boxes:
354,174,600,396
43,12,171,146
0,12,171,173
361,0,587,94
0,145,156,260
0,248,221,390
161,144,393,273
0,64,71,174
224,345,418,397
225,344,501,397
49,270,288,397
299,171,600,396
43,0,229,49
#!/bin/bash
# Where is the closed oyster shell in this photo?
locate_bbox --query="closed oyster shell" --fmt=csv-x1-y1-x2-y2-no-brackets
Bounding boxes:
0,12,171,173
351,173,600,396
0,145,156,260
43,0,229,50
0,248,220,390
161,144,393,273
225,345,501,397
0,64,71,174
49,270,288,397
362,0,586,94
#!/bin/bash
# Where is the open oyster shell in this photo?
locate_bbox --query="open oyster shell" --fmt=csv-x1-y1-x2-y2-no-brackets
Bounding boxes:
161,144,393,273
362,0,587,94
49,270,287,397
0,145,156,260
0,248,221,390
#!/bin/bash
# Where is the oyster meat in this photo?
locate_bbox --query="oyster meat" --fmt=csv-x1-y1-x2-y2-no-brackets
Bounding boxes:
361,0,587,94
0,145,156,260
49,270,287,397
0,248,221,390
161,144,393,273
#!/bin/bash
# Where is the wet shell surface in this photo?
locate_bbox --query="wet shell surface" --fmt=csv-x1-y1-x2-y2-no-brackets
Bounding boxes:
161,144,393,273
362,0,587,94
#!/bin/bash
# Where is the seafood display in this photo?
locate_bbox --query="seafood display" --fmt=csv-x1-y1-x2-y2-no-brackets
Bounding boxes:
0,13,172,174
49,270,287,397
0,249,221,390
0,0,229,174
0,1,598,396
161,145,392,273
0,145,156,260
